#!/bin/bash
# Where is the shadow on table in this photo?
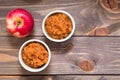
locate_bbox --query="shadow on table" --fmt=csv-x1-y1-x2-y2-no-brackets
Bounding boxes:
42,37,74,54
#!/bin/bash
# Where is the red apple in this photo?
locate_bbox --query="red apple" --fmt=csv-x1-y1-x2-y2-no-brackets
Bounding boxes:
6,8,34,38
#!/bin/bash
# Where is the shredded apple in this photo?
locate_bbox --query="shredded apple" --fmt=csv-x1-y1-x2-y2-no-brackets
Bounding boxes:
22,42,48,68
45,13,72,39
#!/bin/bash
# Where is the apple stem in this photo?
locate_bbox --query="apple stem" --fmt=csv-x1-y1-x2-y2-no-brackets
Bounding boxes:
17,21,21,26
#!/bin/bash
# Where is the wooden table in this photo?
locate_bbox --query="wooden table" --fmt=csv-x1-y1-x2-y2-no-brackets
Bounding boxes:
0,0,120,80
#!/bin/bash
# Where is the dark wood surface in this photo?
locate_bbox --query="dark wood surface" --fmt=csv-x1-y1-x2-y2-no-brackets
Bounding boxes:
0,0,120,36
0,76,120,80
0,0,120,79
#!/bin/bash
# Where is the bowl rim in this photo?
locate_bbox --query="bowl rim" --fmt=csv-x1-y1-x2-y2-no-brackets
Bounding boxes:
19,39,51,72
42,10,75,42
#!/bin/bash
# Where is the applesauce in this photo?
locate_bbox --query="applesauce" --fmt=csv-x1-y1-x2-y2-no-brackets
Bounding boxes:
45,13,72,39
22,42,48,68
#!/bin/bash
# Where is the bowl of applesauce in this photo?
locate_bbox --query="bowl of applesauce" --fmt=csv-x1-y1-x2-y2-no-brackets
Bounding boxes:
19,39,51,72
42,10,75,42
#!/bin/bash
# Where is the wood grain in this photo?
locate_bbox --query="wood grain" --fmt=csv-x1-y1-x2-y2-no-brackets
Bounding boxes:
0,0,120,36
0,37,120,75
0,76,120,80
0,0,120,76
0,53,17,62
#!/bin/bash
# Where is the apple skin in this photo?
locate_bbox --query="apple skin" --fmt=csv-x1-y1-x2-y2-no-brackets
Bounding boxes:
6,8,34,38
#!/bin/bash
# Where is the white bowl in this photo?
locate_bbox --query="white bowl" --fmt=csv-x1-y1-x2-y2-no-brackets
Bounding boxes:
19,39,51,72
42,10,75,42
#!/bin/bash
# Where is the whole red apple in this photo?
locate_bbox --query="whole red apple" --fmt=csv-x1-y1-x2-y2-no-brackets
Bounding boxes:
6,8,34,38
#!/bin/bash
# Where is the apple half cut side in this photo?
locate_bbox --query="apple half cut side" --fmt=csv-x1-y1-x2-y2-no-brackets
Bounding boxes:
6,8,34,38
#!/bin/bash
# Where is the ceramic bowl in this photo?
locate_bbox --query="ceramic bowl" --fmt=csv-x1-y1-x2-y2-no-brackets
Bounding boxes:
19,39,51,72
42,10,75,42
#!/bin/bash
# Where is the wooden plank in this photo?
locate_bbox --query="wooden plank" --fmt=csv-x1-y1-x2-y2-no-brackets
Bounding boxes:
0,0,81,6
0,0,120,76
0,76,120,80
0,0,120,36
0,37,120,75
